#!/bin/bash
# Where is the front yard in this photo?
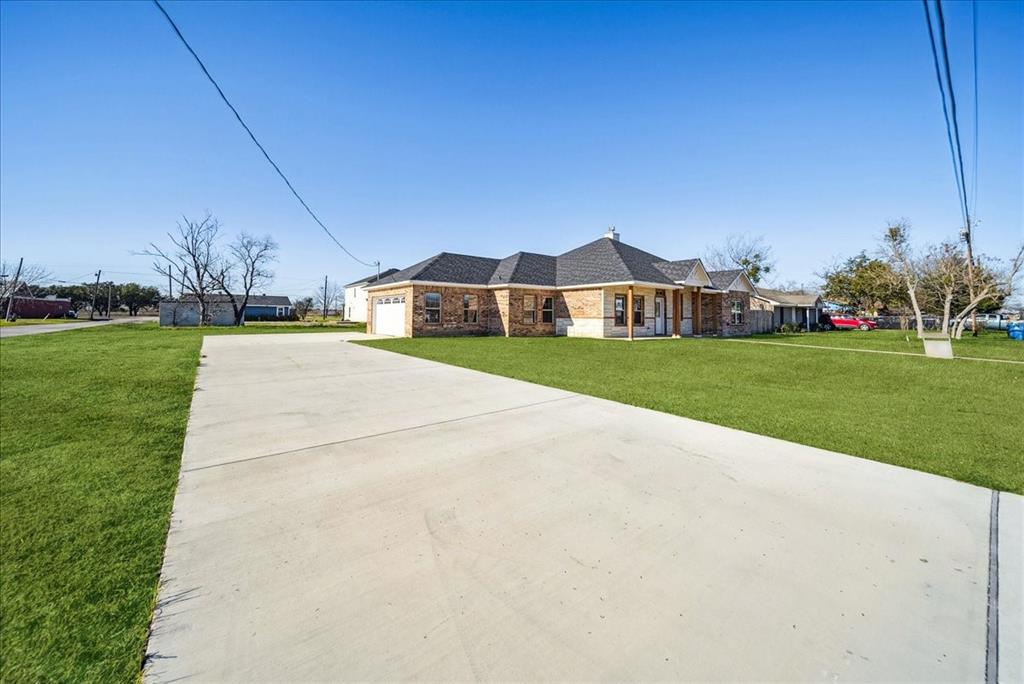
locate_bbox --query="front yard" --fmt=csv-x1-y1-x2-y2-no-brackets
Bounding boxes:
359,334,1023,494
0,323,351,682
750,328,1024,362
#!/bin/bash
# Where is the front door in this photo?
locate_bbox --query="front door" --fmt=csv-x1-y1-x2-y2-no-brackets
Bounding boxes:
655,296,665,335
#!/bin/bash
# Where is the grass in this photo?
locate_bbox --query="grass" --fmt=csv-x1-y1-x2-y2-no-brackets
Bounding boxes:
0,323,352,682
358,335,1024,494
0,318,82,327
749,328,1024,362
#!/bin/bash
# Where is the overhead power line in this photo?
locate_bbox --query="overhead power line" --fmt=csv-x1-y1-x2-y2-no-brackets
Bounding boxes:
921,0,970,231
971,0,979,214
151,0,378,270
934,0,972,224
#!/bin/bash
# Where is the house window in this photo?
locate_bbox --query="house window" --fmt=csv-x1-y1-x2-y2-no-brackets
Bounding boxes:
541,296,554,323
614,294,626,326
633,296,645,326
424,292,441,324
731,300,744,325
523,294,536,324
463,294,478,323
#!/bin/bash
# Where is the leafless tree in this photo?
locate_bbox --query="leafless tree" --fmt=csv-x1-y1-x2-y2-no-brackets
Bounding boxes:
144,214,220,325
919,241,966,333
1,260,52,301
209,234,278,325
703,233,776,284
950,244,1024,339
315,280,342,318
879,220,926,338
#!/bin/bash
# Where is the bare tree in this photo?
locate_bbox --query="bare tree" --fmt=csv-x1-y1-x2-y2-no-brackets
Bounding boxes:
918,241,966,333
950,245,1024,339
1,260,52,302
704,233,776,284
315,280,342,319
879,220,926,338
209,234,278,326
144,214,220,325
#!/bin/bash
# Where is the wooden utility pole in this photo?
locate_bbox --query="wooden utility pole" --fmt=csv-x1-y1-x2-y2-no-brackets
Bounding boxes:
89,270,102,320
323,275,329,319
964,216,978,336
106,283,112,319
4,257,23,321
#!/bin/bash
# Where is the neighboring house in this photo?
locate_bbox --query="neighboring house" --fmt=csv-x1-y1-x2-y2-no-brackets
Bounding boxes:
158,294,293,327
754,288,824,331
365,229,759,338
344,269,400,322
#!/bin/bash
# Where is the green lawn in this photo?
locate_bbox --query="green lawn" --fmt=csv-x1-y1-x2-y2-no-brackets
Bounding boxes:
0,323,352,682
358,336,1023,494
0,317,82,326
749,328,1024,362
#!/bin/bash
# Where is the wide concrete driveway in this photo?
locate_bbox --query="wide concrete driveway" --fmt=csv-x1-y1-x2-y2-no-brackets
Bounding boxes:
146,333,1020,682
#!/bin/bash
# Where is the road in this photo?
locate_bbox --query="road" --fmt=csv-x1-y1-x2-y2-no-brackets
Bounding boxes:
0,316,155,338
145,332,1021,682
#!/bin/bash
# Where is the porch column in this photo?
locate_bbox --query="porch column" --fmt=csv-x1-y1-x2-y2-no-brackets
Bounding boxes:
806,307,812,332
627,285,634,340
693,288,702,336
672,289,681,336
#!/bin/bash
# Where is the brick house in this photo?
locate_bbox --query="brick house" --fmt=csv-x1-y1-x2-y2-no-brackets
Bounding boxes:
366,230,758,339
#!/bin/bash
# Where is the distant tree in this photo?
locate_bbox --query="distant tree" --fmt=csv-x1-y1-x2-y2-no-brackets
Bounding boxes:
210,234,278,326
294,296,314,320
948,245,1023,339
119,283,161,316
315,281,342,318
144,214,220,325
880,220,926,337
819,252,906,316
704,234,775,284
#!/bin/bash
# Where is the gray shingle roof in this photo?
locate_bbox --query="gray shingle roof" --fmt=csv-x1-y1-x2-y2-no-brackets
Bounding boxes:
370,237,706,289
201,294,293,306
371,253,502,287
756,288,822,307
706,269,745,291
345,268,400,288
488,252,557,286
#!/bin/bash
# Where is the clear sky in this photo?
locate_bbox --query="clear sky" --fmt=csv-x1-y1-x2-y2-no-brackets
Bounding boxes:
1,0,1021,298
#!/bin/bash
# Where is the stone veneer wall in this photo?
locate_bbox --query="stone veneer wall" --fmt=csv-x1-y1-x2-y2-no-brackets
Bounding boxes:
556,289,604,337
602,286,674,338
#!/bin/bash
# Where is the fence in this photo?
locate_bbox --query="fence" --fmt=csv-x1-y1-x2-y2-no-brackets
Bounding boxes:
748,309,774,334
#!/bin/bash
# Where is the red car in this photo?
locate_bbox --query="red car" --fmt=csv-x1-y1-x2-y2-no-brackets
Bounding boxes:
826,315,877,331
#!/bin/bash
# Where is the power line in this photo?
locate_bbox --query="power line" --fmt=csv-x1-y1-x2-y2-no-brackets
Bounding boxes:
921,0,968,230
935,0,972,227
971,0,979,214
151,0,379,270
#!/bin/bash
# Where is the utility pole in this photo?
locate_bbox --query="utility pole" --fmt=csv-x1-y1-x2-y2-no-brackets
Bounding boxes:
106,282,112,319
89,270,102,320
323,275,329,319
963,216,978,337
4,257,23,321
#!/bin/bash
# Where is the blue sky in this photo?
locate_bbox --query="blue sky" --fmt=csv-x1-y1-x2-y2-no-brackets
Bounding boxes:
1,0,1021,297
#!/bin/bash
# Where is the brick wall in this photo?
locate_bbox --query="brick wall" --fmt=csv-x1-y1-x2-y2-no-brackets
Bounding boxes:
503,289,557,337
700,291,752,337
410,285,495,337
603,286,673,338
556,288,603,337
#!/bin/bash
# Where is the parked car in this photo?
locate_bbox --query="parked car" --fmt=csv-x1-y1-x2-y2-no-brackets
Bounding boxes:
825,314,877,331
960,313,1013,331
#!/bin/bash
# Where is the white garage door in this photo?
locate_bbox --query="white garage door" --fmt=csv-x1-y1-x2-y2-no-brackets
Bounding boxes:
373,296,406,336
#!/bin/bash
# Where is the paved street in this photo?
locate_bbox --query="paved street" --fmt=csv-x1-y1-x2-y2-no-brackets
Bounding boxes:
145,332,1020,682
0,316,155,338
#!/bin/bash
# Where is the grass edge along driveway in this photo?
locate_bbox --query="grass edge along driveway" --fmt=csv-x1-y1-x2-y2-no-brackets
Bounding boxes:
0,323,351,682
357,335,1023,495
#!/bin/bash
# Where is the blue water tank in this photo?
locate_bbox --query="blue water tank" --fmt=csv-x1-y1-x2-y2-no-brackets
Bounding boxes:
1008,321,1024,341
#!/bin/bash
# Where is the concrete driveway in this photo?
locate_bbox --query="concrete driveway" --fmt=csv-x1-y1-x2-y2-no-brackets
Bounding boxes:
146,333,1020,682
0,316,155,338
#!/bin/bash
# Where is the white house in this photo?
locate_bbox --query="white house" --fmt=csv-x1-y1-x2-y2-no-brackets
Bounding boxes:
344,268,399,322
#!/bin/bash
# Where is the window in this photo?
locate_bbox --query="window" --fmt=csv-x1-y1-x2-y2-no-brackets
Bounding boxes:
614,294,626,326
633,296,645,326
523,294,536,324
463,294,478,323
541,296,554,323
425,292,441,324
731,300,744,325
